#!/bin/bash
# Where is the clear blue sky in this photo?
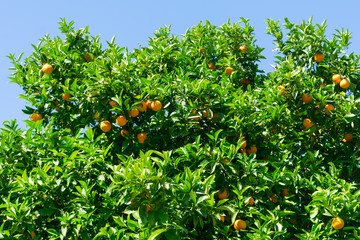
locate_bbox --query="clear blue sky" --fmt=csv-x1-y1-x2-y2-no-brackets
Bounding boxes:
1,0,359,129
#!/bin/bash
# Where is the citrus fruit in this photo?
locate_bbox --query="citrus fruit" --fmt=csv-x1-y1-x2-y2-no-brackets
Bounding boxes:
246,197,254,206
314,53,324,63
42,63,53,74
234,219,247,231
100,121,112,132
325,104,335,115
302,94,312,103
116,115,127,126
208,62,215,70
270,193,278,203
303,118,315,128
225,67,234,76
332,217,344,230
137,132,147,144
129,109,139,117
138,101,147,112
62,93,71,100
151,100,162,111
217,188,229,200
240,140,247,150
94,112,99,120
191,110,200,121
278,86,285,95
202,109,209,118
146,100,153,108
320,83,327,87
343,133,352,143
121,129,129,137
340,79,350,89
109,101,118,107
246,146,257,155
31,113,42,122
31,231,36,239
282,189,289,196
240,78,250,87
200,47,204,53
212,113,220,120
332,74,341,84
85,53,94,62
240,45,247,53
220,215,225,222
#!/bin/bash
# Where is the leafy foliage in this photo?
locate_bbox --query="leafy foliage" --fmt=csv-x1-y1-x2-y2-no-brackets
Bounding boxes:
1,17,360,239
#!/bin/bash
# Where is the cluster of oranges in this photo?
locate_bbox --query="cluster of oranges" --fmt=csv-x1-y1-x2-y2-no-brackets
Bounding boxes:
31,61,164,145
207,45,247,80
98,99,162,144
216,186,344,231
276,54,352,144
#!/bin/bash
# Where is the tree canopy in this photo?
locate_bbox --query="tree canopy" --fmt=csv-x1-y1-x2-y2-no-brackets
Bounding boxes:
1,17,360,239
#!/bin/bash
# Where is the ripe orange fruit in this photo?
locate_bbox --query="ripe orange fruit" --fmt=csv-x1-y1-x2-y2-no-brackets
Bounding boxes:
109,101,118,107
137,132,147,144
191,110,200,121
138,101,147,112
332,217,344,230
220,215,225,222
217,188,229,200
208,62,215,70
278,86,285,95
200,47,204,53
129,109,139,117
225,67,234,76
31,113,42,122
212,113,220,120
202,109,209,118
54,100,60,105
282,189,289,196
246,197,254,206
340,79,350,89
85,53,94,62
151,100,162,111
343,133,352,143
332,74,341,84
270,193,278,203
234,219,247,231
94,112,99,120
116,115,127,126
246,146,257,155
31,231,36,239
62,93,71,101
42,63,53,74
100,121,112,132
320,83,327,87
302,94,312,104
325,104,335,115
303,118,315,128
314,53,324,63
240,45,248,53
146,100,152,108
240,78,250,87
121,129,129,137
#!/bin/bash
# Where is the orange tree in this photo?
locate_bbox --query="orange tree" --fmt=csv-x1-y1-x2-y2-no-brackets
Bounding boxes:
1,17,359,239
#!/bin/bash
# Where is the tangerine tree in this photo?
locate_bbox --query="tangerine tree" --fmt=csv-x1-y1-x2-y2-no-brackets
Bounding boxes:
1,17,359,239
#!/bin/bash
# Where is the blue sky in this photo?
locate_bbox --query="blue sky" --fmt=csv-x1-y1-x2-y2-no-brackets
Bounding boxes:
1,0,360,129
